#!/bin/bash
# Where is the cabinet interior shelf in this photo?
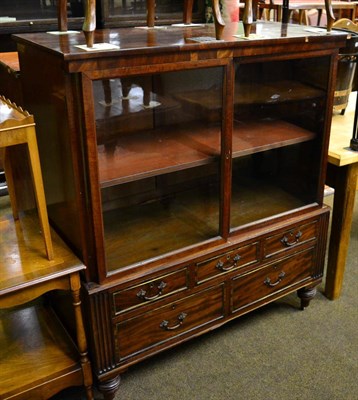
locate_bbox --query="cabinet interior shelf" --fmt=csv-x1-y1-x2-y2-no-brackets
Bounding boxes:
98,119,315,188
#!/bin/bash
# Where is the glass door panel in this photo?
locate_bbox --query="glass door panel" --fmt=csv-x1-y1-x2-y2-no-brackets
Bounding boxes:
231,56,330,229
0,0,84,23
93,67,224,271
103,0,205,25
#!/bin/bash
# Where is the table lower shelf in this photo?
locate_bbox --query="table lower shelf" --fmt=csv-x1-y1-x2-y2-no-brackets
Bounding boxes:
0,301,84,400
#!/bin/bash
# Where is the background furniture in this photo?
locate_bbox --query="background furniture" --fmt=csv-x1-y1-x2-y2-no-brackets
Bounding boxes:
258,0,357,24
13,21,346,399
97,0,205,28
325,114,358,299
0,0,85,51
0,53,22,105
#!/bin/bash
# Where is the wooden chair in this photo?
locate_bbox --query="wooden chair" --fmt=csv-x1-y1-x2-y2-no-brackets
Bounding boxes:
333,17,358,32
258,0,281,21
0,96,53,260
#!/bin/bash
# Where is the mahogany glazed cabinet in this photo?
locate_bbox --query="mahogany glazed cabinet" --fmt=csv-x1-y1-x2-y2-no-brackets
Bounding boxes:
14,21,346,399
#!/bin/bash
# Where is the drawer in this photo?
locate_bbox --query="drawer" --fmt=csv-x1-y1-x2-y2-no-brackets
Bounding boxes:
113,268,189,315
115,285,224,360
264,221,317,259
232,247,314,312
195,242,259,284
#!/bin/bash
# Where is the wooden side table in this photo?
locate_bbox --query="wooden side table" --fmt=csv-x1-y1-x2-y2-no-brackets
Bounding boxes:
0,201,94,399
325,128,358,300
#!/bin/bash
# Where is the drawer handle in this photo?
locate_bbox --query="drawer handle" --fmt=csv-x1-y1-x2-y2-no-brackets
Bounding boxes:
137,281,167,301
216,254,241,271
160,312,187,331
281,230,302,247
264,271,286,287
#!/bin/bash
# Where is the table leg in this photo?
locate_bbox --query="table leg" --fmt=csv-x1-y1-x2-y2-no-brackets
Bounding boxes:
70,272,94,399
325,162,358,300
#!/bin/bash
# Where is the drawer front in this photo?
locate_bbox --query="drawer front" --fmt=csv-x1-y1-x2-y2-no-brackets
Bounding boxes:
115,285,224,360
264,221,317,259
113,268,189,315
232,248,314,312
195,242,259,284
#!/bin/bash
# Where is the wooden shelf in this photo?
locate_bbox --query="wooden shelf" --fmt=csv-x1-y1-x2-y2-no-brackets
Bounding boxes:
234,80,325,105
232,119,316,158
0,303,83,400
98,121,221,187
174,80,325,111
98,119,315,188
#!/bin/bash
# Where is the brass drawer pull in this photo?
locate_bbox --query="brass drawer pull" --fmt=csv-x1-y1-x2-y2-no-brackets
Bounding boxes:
281,230,302,247
216,254,241,271
137,281,167,301
264,271,286,287
160,312,187,331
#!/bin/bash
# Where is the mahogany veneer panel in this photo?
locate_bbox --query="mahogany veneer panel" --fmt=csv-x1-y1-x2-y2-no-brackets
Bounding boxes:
232,247,315,312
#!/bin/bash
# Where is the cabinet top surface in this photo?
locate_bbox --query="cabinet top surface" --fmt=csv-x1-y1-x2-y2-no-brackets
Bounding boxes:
13,21,347,62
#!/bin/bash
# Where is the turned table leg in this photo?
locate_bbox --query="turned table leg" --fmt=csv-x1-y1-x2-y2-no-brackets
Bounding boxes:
70,273,94,399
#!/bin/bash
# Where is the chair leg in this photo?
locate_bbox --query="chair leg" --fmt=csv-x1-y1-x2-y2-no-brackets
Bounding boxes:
26,127,54,260
1,147,19,220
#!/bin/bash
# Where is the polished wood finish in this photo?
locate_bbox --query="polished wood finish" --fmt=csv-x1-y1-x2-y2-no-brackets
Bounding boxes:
325,122,358,299
146,0,156,27
57,0,68,32
0,200,93,399
13,22,346,399
183,0,195,23
0,96,53,260
243,0,254,37
83,0,97,47
326,0,336,31
212,0,226,39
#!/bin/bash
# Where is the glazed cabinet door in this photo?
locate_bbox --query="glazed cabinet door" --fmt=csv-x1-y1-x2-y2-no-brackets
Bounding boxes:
230,55,333,230
0,0,84,24
82,63,229,281
98,0,205,27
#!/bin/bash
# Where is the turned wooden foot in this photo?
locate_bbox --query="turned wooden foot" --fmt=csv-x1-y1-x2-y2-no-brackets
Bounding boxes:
98,376,121,400
297,286,317,310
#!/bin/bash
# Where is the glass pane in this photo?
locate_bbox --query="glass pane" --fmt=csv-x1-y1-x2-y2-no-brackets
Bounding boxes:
106,0,204,22
231,56,330,229
0,0,84,23
93,67,223,271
